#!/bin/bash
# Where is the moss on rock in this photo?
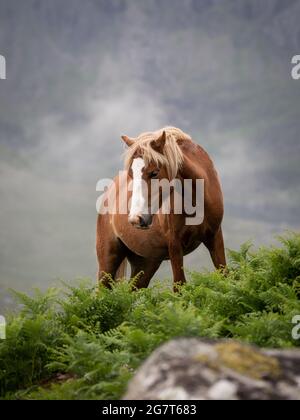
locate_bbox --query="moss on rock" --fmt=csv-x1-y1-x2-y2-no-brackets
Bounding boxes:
215,342,281,380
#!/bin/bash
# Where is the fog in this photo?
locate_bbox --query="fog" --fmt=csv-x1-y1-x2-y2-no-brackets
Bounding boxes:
0,0,299,308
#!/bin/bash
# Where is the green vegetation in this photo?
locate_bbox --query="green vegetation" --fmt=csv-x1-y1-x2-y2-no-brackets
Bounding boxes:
1,233,300,400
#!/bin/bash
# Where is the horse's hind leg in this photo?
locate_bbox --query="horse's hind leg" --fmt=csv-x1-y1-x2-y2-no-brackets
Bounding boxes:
128,255,161,289
204,227,226,269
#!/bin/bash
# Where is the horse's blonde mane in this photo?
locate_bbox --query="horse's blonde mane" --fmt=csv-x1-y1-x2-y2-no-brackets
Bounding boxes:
124,126,192,179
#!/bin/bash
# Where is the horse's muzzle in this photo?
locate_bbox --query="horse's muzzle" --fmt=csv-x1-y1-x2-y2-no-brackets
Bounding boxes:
129,214,152,229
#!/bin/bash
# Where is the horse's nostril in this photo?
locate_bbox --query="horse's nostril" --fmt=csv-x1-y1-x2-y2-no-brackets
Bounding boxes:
129,214,152,228
140,214,152,228
139,216,147,227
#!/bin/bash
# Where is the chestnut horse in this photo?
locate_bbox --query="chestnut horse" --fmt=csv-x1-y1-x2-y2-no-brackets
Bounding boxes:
96,127,226,291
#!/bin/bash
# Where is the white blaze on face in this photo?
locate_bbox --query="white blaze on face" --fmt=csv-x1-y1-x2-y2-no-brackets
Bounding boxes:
129,158,148,218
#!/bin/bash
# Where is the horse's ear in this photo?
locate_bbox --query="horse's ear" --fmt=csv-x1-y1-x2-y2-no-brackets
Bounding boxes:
121,135,135,147
151,130,166,153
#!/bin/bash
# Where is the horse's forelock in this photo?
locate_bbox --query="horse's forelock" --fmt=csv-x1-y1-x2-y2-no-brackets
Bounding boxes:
124,127,190,178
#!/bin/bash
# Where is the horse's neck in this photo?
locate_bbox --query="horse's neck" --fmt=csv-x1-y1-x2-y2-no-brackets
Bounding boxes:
178,142,208,181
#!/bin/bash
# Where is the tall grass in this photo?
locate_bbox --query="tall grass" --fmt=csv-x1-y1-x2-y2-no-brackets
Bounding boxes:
0,233,300,399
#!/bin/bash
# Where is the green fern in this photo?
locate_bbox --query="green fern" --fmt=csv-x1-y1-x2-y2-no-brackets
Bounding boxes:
1,232,300,400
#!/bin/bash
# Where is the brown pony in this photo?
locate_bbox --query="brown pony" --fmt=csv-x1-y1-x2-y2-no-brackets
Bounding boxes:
96,126,226,291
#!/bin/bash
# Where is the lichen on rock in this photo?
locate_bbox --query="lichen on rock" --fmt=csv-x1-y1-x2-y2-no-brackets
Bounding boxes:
215,342,281,380
124,339,300,400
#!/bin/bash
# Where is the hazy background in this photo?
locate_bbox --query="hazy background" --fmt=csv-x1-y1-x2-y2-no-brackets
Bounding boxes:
0,0,300,309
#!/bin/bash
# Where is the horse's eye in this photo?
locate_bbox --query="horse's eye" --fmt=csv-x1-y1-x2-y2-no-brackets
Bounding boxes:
149,170,159,178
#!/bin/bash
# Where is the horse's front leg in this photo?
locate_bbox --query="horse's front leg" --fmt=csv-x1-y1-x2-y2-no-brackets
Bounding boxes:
168,239,186,292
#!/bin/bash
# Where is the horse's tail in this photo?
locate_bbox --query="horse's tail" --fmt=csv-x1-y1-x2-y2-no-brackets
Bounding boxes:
116,258,127,280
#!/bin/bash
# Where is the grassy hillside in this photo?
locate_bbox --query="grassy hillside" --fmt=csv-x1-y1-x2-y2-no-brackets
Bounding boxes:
1,233,300,400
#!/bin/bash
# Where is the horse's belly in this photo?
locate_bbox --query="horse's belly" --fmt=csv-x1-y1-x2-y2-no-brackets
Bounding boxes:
112,214,204,260
181,225,204,256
